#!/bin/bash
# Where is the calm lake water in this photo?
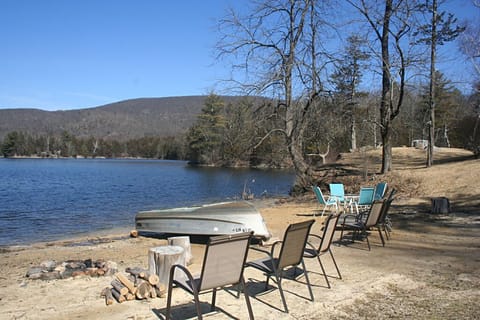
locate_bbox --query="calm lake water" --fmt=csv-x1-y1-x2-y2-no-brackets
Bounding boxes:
0,158,295,246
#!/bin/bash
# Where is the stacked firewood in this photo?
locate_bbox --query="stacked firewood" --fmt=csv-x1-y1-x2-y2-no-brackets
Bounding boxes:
101,267,166,305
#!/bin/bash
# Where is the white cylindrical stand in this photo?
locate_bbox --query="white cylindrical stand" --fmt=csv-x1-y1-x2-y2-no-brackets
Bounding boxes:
167,236,193,265
148,245,185,286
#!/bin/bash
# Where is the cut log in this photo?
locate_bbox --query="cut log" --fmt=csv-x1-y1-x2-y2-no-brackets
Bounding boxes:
135,279,152,300
104,288,114,305
154,283,166,298
150,284,157,298
125,267,145,278
130,229,139,237
115,272,137,294
167,236,193,265
144,271,159,286
148,245,185,286
111,279,129,296
125,292,136,301
111,288,126,303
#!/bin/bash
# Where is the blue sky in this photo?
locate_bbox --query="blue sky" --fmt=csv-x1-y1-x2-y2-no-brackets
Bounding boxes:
0,0,478,111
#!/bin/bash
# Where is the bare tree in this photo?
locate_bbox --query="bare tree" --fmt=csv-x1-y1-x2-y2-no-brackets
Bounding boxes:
459,2,480,81
347,0,415,173
414,0,465,167
217,0,334,188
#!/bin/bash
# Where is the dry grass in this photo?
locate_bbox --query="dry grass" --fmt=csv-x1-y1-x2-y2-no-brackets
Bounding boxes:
333,147,479,210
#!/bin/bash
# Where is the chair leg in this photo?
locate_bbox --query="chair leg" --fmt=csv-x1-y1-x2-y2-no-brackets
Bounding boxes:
210,288,217,312
364,229,371,251
377,227,385,246
328,249,342,279
165,275,175,320
241,276,255,320
265,275,271,290
316,255,331,289
193,291,203,320
275,273,289,313
301,260,314,302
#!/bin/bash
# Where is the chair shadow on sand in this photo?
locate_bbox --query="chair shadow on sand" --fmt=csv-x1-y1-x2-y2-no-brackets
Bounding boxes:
244,268,313,313
152,300,240,320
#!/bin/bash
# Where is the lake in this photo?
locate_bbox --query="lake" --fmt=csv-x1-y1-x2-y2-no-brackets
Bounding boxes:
0,158,295,246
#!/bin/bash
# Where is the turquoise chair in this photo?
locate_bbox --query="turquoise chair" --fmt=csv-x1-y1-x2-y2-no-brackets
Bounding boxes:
312,186,338,216
354,187,375,214
373,182,388,200
329,183,345,206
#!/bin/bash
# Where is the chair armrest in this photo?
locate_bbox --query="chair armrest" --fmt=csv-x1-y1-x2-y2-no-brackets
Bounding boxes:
169,264,195,287
249,245,273,256
341,213,357,223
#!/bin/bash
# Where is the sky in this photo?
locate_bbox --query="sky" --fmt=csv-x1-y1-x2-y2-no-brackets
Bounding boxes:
0,0,478,111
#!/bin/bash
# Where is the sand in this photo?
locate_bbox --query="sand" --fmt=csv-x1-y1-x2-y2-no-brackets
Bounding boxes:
1,147,479,319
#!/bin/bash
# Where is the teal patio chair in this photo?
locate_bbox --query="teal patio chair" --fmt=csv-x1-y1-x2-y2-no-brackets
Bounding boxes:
373,182,387,200
329,183,345,204
329,183,346,211
312,186,338,216
353,187,375,214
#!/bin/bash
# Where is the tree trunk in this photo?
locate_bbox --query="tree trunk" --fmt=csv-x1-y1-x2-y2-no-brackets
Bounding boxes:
288,134,313,189
380,0,393,173
427,0,437,167
351,118,357,151
381,130,393,173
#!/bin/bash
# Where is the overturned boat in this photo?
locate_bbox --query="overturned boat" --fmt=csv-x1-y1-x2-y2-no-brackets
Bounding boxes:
135,201,271,240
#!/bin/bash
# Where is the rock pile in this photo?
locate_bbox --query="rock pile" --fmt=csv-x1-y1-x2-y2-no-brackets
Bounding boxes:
26,259,118,280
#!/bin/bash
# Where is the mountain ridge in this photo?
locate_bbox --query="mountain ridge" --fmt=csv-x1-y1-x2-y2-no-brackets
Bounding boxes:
0,96,245,141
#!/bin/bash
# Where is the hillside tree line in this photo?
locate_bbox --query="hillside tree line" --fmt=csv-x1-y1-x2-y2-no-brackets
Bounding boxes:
2,84,478,165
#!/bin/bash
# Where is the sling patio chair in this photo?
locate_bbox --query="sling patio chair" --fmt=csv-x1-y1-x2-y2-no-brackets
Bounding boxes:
312,185,338,216
373,182,388,200
351,186,375,215
339,200,385,251
375,188,397,245
303,213,342,289
165,232,254,320
329,183,345,206
245,219,315,313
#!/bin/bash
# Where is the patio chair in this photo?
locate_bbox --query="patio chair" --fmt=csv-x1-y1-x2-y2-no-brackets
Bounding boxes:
312,186,338,216
373,182,388,200
352,186,375,214
339,200,385,250
329,183,345,205
375,188,397,244
165,232,254,320
246,219,315,313
303,213,342,288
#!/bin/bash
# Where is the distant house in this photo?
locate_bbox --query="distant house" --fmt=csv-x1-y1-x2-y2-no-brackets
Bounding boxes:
411,139,428,149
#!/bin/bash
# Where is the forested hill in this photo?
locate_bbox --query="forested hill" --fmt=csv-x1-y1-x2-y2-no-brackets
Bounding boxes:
0,96,243,141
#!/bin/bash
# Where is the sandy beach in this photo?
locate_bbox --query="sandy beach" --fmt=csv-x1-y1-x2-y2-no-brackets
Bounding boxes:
1,197,479,320
1,148,479,319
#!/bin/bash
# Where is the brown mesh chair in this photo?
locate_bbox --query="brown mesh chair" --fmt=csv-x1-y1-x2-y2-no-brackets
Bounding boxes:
165,232,254,320
303,213,342,288
375,188,397,245
339,200,385,250
245,219,315,313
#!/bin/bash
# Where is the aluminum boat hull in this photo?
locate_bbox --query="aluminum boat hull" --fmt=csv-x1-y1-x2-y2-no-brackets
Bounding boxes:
135,201,271,240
